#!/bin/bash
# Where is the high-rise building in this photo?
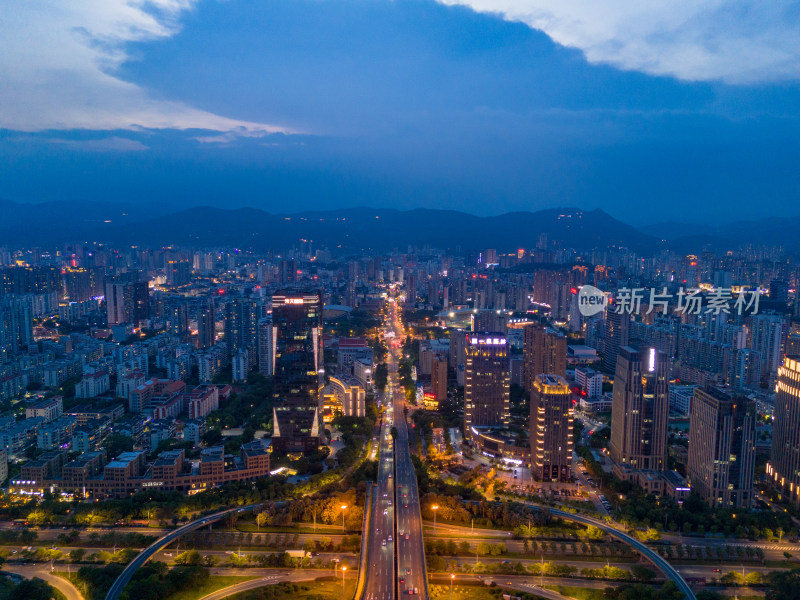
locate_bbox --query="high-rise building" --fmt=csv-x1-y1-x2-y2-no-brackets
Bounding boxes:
105,280,149,326
271,289,324,453
748,313,788,385
603,307,629,374
196,300,216,349
687,386,755,508
166,298,189,339
464,333,509,434
523,325,566,391
530,374,573,482
224,297,258,357
610,345,669,472
767,356,800,505
0,296,33,355
430,355,448,406
257,317,274,377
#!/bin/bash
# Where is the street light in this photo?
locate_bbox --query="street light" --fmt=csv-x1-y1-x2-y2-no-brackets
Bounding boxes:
450,573,455,600
341,565,347,600
341,505,347,532
431,505,439,533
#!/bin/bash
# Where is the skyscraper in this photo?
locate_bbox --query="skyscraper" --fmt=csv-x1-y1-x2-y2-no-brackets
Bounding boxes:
271,289,324,453
464,333,509,434
603,307,629,374
105,280,149,326
610,345,669,472
0,296,33,355
530,374,573,482
748,313,788,385
430,354,448,406
224,297,258,357
767,356,800,505
687,386,755,508
257,317,274,377
196,300,216,349
523,324,566,392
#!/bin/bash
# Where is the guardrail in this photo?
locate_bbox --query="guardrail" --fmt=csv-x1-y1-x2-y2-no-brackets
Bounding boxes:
353,483,374,600
544,507,696,600
105,503,262,600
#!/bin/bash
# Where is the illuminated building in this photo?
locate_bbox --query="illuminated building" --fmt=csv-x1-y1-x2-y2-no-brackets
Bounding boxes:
430,355,448,408
687,386,755,508
767,356,800,504
610,345,669,474
271,289,324,453
530,374,573,482
523,324,566,392
464,333,509,435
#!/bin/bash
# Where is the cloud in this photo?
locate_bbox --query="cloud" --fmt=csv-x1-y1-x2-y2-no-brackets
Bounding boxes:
437,0,800,84
0,0,292,133
48,136,150,152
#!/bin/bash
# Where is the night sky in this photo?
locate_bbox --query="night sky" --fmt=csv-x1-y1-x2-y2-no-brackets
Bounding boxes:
2,0,799,224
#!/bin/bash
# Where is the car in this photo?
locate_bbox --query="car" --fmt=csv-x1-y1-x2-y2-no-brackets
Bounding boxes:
405,533,409,540
389,500,393,505
384,509,388,515
383,492,388,497
712,568,721,573
406,568,412,574
382,539,387,546
388,535,393,541
400,577,405,584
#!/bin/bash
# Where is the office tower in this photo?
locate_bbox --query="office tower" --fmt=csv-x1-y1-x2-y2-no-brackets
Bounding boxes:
196,300,216,349
530,374,573,482
105,280,149,326
687,386,755,508
257,317,274,376
767,356,800,504
224,297,258,357
523,324,567,392
603,307,629,374
430,355,448,405
610,345,669,471
271,289,324,453
748,313,788,385
464,333,510,433
0,296,34,355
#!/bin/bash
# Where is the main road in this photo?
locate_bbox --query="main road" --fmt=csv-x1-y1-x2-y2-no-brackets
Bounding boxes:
387,294,428,600
363,391,396,600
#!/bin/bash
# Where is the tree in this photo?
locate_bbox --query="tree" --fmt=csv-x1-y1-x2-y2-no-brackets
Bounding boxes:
631,564,655,582
374,363,389,391
767,569,800,600
69,548,86,563
9,578,57,600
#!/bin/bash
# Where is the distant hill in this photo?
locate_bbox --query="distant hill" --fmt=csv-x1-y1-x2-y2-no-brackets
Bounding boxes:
0,199,796,254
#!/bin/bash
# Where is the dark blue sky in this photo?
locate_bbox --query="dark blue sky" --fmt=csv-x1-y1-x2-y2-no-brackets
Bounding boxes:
2,0,799,224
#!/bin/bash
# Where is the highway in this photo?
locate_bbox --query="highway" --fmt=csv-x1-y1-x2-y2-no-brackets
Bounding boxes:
363,393,396,600
388,294,428,600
